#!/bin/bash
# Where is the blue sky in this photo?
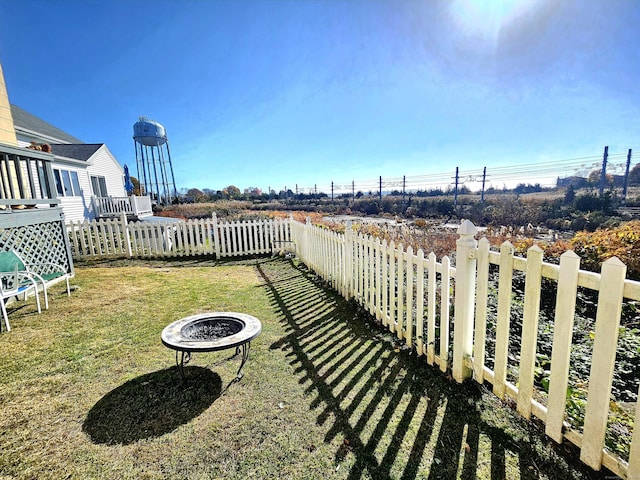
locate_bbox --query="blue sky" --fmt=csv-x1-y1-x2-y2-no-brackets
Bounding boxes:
1,0,639,194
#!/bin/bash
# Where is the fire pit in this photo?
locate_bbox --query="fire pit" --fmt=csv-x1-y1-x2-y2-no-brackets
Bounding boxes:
161,312,261,380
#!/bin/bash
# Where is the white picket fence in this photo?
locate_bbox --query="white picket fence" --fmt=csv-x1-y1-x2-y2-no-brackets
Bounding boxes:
65,214,640,478
290,217,640,480
66,213,291,260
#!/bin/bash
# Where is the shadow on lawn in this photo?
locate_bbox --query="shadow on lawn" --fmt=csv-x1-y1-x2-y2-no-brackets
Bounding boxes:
258,258,604,480
83,366,222,445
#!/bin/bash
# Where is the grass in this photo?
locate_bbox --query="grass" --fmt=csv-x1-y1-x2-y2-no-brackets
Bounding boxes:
0,257,610,479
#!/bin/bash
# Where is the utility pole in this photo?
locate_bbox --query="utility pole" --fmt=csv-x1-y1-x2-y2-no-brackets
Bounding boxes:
402,175,406,206
481,166,487,205
599,146,609,197
314,184,317,200
454,167,459,210
622,149,632,204
331,181,334,201
352,180,355,202
379,176,382,203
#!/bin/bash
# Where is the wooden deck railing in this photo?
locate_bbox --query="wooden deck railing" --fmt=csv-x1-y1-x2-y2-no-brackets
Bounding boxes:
0,143,59,208
92,195,153,219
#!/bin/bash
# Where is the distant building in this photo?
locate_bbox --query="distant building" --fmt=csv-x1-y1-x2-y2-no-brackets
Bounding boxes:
556,176,589,189
244,187,262,197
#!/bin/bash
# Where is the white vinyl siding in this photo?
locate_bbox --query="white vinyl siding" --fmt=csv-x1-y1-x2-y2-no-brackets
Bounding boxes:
47,165,90,222
85,145,125,198
52,145,124,221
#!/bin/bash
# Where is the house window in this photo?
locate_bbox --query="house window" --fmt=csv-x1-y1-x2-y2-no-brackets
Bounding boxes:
90,175,108,197
53,168,82,197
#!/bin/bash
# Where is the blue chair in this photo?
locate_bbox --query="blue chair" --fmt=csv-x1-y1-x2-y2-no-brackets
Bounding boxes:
0,257,41,332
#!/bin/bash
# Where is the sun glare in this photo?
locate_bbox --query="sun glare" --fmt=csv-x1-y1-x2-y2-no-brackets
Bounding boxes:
450,0,534,45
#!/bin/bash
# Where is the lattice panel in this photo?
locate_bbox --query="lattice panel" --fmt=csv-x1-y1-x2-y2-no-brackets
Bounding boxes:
0,221,71,275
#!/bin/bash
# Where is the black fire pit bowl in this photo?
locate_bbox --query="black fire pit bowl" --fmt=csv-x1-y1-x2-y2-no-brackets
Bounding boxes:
161,312,262,381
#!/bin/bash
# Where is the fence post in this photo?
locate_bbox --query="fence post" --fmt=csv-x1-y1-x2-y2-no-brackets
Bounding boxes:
453,219,478,383
304,216,312,266
121,212,132,258
345,221,354,300
211,212,220,259
130,194,138,216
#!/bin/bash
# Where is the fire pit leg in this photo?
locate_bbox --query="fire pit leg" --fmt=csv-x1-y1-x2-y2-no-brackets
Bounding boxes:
235,342,251,380
176,350,191,380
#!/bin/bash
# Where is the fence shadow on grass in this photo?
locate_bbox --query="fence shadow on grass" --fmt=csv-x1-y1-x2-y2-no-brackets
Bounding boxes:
257,258,604,480
83,366,222,445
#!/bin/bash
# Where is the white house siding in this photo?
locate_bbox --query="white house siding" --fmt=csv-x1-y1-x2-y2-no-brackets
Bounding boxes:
85,145,125,197
46,146,124,221
56,196,86,223
48,162,93,222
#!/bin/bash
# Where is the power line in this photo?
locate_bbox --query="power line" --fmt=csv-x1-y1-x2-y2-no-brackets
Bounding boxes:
290,150,636,195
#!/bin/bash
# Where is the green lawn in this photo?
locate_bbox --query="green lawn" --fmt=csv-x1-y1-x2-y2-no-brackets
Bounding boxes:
0,257,606,479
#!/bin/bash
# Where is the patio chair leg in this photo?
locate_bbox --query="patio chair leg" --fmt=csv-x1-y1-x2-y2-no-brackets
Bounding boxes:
34,286,41,314
1,301,10,332
41,284,48,310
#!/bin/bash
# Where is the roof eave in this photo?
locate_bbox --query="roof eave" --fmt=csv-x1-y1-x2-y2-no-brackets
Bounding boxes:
14,125,76,145
52,154,92,167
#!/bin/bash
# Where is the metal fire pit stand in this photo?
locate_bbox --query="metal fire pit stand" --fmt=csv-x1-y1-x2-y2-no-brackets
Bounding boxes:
173,342,251,381
161,312,262,382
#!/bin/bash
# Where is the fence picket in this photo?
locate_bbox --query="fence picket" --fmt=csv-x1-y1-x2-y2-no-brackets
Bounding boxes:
580,257,627,470
374,238,382,321
100,221,109,255
358,234,365,301
629,385,640,478
546,251,581,442
416,249,425,356
248,220,255,255
106,220,116,254
80,222,89,257
113,219,122,255
473,238,490,383
517,245,543,418
368,236,375,315
439,255,451,373
388,241,396,334
89,221,97,256
154,223,163,255
397,244,405,340
222,223,229,256
405,246,414,348
381,240,389,327
187,221,196,256
493,241,514,399
427,251,437,365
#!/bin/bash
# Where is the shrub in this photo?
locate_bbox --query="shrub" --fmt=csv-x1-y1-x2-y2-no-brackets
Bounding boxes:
570,220,640,280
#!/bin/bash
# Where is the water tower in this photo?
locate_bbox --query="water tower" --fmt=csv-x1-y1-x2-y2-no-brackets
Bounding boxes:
133,116,177,205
